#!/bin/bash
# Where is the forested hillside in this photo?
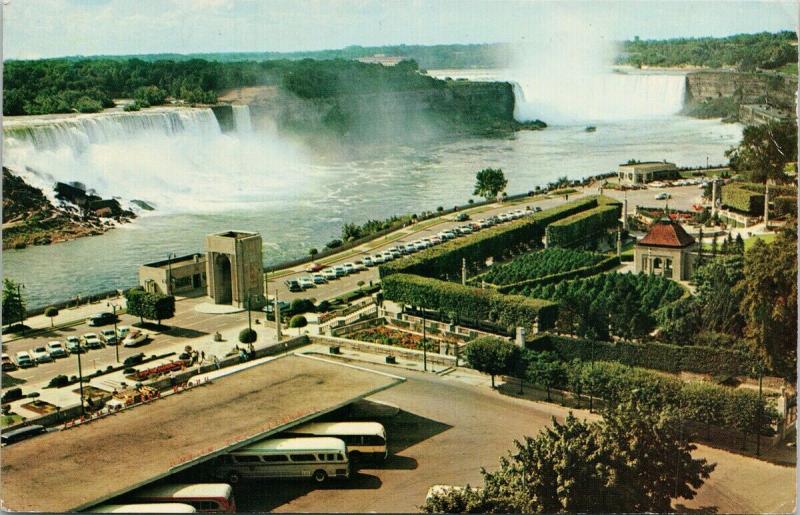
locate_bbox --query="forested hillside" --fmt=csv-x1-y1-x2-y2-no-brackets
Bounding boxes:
619,31,797,72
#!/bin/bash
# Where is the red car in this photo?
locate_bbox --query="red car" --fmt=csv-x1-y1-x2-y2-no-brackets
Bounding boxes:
306,263,325,273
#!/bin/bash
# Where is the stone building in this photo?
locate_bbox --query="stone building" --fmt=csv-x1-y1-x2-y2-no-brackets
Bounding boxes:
633,217,696,280
618,161,678,185
205,231,265,308
139,254,207,295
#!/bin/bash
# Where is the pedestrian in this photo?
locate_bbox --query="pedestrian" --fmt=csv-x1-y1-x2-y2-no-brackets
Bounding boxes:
213,355,220,370
200,350,205,363
169,370,176,387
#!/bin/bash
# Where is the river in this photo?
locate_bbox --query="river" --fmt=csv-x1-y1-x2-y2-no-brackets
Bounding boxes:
3,70,742,308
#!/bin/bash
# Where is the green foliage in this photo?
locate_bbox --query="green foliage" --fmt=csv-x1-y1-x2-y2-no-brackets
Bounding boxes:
473,168,508,201
341,214,413,241
495,255,621,293
530,333,757,377
382,274,558,334
75,96,103,113
520,272,684,340
482,248,605,286
289,315,308,328
124,287,175,324
523,350,567,401
725,121,798,183
773,196,797,217
739,226,797,379
380,196,605,280
238,328,257,344
721,185,765,214
48,375,69,388
464,336,519,387
289,298,315,314
620,31,798,70
545,204,621,247
2,279,26,327
133,85,167,105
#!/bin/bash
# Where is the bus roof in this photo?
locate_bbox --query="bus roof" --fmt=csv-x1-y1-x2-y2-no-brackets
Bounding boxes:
87,503,197,513
236,436,346,453
292,421,386,437
131,483,233,500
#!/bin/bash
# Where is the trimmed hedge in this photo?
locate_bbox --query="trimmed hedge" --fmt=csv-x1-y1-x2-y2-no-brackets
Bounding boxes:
773,195,797,217
722,185,764,214
528,333,758,377
379,196,605,280
496,255,621,293
481,248,606,286
382,273,558,332
545,204,622,248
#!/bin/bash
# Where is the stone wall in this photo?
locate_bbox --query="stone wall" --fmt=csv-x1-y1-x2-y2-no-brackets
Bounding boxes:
311,335,458,368
685,71,797,111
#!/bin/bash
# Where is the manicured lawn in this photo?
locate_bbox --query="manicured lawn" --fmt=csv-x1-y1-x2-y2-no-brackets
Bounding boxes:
1,414,24,427
745,233,775,250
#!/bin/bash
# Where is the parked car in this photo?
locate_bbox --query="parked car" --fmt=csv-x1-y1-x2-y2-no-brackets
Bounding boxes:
100,329,118,345
298,277,315,289
437,231,453,241
323,268,339,280
342,263,356,274
413,241,427,251
122,329,148,347
116,326,131,339
458,225,473,234
362,256,375,267
30,346,53,364
333,266,347,277
380,252,395,261
455,213,470,221
65,338,84,354
352,261,367,271
533,206,543,212
86,312,117,327
371,255,386,265
306,263,325,273
285,280,302,292
404,243,418,253
2,353,18,372
82,333,103,349
655,192,671,200
312,274,327,284
15,351,35,368
46,341,68,359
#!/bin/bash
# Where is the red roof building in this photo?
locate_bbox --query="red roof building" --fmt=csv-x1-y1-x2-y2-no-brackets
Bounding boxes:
634,218,697,280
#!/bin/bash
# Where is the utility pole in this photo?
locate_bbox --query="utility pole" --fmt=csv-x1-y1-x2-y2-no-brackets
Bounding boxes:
756,360,764,456
167,253,176,296
274,293,282,341
112,304,119,363
76,346,85,418
461,258,467,286
15,283,25,331
589,338,595,413
422,309,428,372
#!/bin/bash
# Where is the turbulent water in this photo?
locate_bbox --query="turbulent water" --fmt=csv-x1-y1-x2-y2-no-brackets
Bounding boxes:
3,76,742,308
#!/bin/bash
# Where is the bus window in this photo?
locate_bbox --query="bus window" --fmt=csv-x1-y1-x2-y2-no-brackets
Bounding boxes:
327,453,336,461
261,454,288,462
233,455,261,463
198,501,220,511
338,453,345,462
290,454,316,462
364,435,385,446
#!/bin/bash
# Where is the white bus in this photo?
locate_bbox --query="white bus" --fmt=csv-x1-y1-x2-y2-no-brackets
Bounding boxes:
282,421,388,461
126,483,236,513
214,437,349,484
87,503,197,513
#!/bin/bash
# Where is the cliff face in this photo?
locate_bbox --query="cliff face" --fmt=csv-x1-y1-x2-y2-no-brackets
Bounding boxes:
685,71,797,110
231,80,526,142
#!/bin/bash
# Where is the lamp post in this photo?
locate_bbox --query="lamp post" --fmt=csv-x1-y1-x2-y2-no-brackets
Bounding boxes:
589,337,595,413
167,253,176,296
111,304,120,363
421,309,428,372
76,344,85,418
756,359,764,456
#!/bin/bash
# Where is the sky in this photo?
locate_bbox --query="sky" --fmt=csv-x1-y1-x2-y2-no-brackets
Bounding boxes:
2,0,798,60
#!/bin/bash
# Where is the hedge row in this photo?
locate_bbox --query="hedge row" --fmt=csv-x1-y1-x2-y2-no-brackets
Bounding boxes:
739,182,797,196
528,333,758,377
722,185,765,214
496,255,621,293
773,195,797,217
545,203,622,248
379,196,604,280
382,273,559,332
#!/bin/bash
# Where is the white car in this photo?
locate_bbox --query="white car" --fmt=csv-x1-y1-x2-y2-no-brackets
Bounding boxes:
30,346,53,364
16,351,35,368
404,243,418,253
655,192,671,200
122,329,149,347
323,268,339,280
342,263,356,274
380,252,395,261
362,256,375,267
46,341,68,359
413,241,427,251
298,277,315,289
458,226,473,234
371,254,386,264
116,326,131,339
65,337,84,354
82,333,103,349
100,328,119,345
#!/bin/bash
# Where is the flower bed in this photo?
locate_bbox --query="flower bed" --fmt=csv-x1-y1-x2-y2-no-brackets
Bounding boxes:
350,326,424,350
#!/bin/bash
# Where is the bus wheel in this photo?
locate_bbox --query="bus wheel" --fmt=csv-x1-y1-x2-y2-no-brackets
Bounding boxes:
227,472,241,484
313,470,328,483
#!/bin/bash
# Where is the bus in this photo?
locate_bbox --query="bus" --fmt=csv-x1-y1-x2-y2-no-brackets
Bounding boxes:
213,437,349,484
125,483,235,513
282,421,388,461
87,503,197,513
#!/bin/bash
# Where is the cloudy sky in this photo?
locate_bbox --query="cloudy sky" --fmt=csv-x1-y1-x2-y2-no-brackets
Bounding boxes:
2,0,797,59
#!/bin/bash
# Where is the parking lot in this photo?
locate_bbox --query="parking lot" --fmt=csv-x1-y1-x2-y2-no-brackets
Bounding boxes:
228,360,794,513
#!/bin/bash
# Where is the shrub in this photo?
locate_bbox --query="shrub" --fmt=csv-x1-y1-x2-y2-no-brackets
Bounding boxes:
325,239,343,249
238,328,257,344
545,204,621,248
48,375,70,388
123,368,135,375
289,315,308,328
106,365,114,372
773,195,797,217
69,375,78,382
1,388,23,403
721,185,764,214
123,353,145,366
290,298,315,314
482,248,606,286
309,248,319,256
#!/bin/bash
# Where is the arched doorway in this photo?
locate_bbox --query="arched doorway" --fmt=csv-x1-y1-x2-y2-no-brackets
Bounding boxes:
214,254,233,304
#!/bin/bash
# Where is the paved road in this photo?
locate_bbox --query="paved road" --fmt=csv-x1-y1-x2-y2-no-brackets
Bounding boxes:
230,360,795,514
3,296,251,386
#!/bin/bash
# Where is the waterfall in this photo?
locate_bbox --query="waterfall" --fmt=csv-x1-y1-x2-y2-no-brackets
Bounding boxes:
512,72,687,124
3,106,311,213
232,105,253,133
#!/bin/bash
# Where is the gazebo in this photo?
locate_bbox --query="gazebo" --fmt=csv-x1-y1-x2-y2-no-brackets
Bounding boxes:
633,217,696,280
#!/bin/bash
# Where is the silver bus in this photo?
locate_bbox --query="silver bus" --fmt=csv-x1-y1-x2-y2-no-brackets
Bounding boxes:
282,421,388,461
214,437,349,484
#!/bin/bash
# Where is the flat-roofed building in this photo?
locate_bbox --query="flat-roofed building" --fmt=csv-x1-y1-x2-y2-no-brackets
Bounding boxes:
139,253,206,295
205,231,265,308
618,161,678,185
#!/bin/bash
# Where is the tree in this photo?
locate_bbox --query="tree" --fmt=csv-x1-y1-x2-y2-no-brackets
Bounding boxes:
473,168,508,201
2,279,26,328
289,315,308,328
525,351,566,401
290,298,315,314
238,328,257,344
738,226,797,379
44,306,59,327
308,248,318,257
124,288,175,325
725,121,797,183
464,336,518,388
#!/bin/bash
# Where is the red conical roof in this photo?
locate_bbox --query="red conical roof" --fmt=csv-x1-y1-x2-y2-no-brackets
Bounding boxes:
638,218,696,248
